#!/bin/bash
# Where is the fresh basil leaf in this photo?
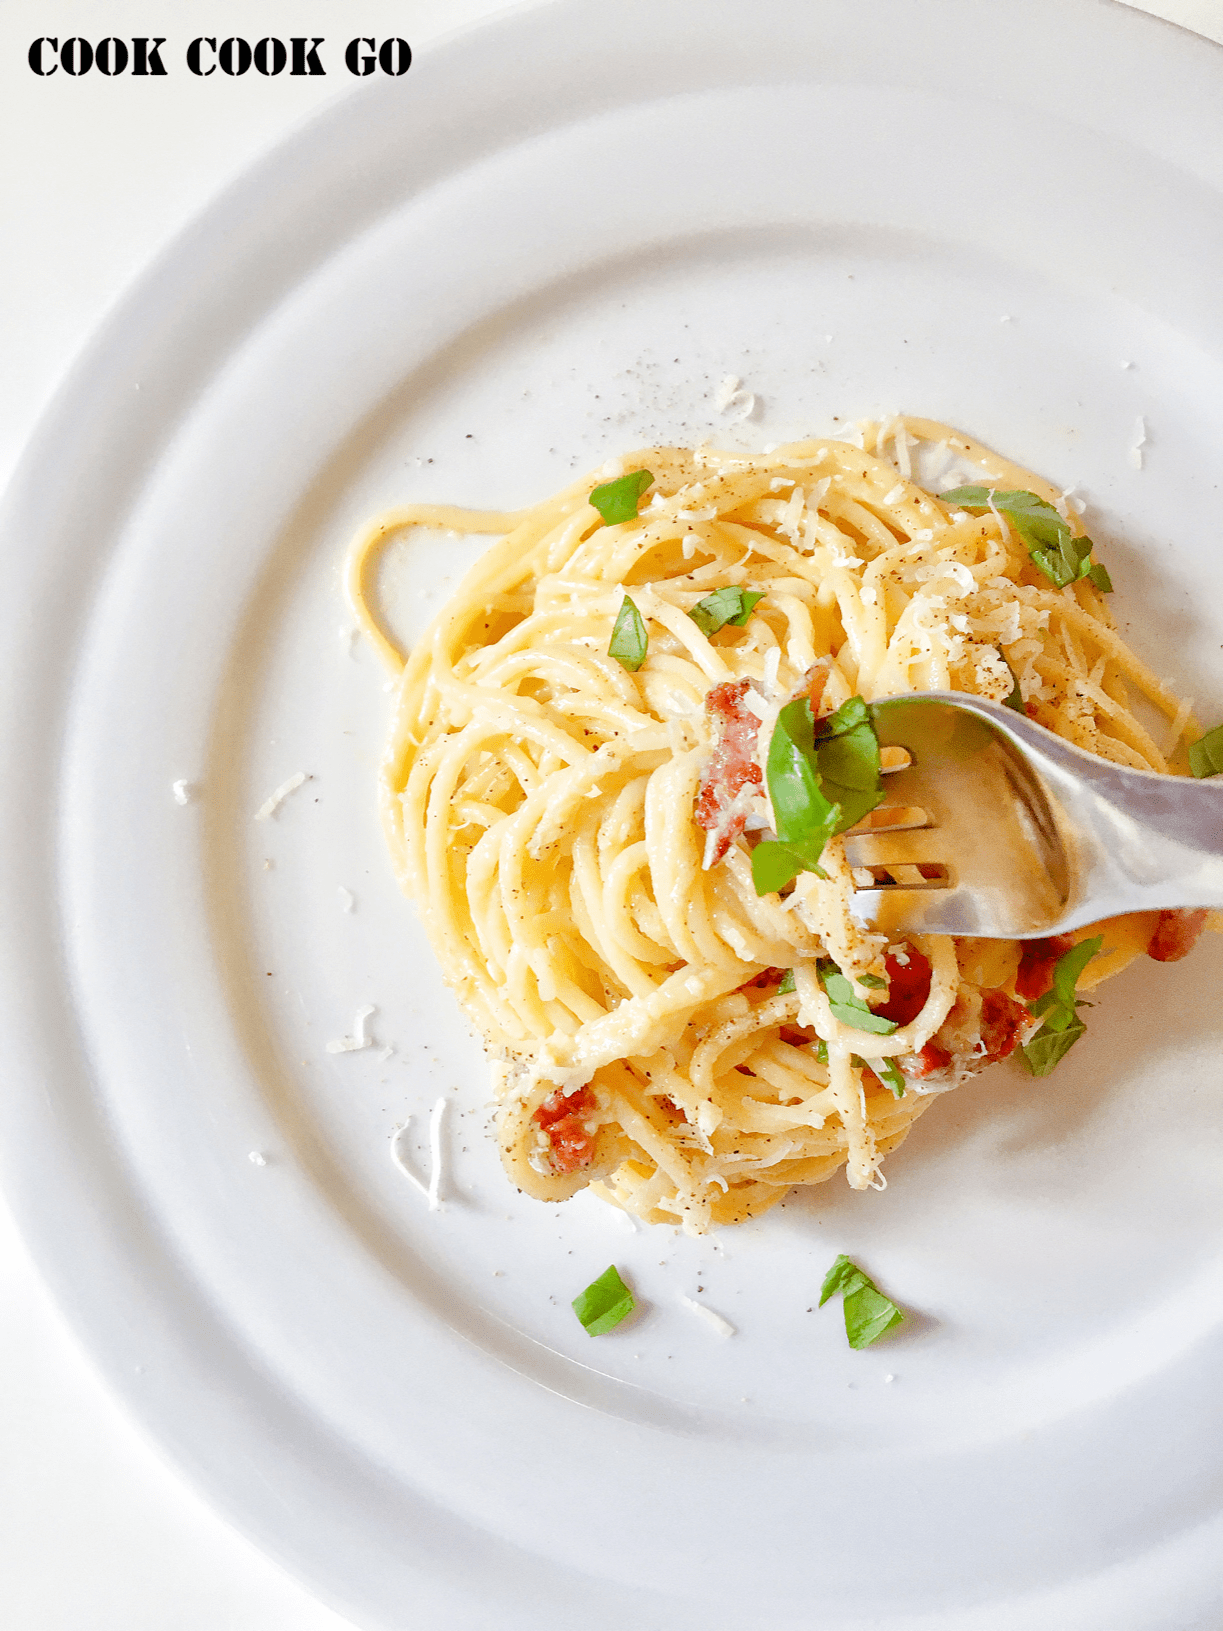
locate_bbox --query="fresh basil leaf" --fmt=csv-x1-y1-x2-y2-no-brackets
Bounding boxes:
820,962,900,1035
1189,723,1223,779
1020,934,1101,1076
818,1252,868,1306
820,1254,905,1347
818,722,881,793
939,485,992,507
941,486,1104,592
1086,562,1113,593
754,696,883,895
688,585,765,636
871,1056,907,1098
572,1264,636,1335
1021,1015,1087,1077
843,1283,905,1349
814,1038,829,1064
778,968,797,994
589,468,653,525
818,696,872,737
857,973,887,990
1050,935,1102,1008
1001,651,1025,713
608,595,648,672
750,836,832,895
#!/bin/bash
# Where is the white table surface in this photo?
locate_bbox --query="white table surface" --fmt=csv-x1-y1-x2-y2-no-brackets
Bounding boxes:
2,1,1220,1626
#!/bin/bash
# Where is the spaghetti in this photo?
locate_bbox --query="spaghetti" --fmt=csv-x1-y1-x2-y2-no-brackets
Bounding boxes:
349,418,1205,1232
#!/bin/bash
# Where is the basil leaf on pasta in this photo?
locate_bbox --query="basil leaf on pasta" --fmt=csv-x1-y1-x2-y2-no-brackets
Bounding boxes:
819,960,899,1035
1021,934,1101,1076
1189,723,1223,779
778,968,797,994
1001,652,1025,713
941,486,1106,592
753,697,883,896
572,1265,636,1335
819,1254,904,1348
688,586,766,636
609,595,648,671
1087,562,1113,593
870,1057,907,1098
589,468,653,525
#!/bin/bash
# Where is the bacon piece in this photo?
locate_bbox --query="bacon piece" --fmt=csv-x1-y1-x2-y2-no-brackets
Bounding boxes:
979,988,1029,1063
533,1085,597,1175
1015,935,1075,1000
694,679,763,865
1147,907,1208,963
874,945,932,1027
909,1040,951,1077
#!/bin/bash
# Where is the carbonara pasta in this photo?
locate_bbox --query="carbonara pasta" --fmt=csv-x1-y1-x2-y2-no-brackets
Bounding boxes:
349,418,1205,1232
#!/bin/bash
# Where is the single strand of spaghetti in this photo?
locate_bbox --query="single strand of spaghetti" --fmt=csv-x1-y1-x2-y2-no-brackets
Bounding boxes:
763,592,820,675
346,504,525,674
901,417,1066,506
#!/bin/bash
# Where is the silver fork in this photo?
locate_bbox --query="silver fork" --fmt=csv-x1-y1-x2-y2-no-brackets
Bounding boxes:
845,693,1223,938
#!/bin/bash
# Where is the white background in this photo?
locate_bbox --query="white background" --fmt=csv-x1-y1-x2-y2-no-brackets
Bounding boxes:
2,2,1221,1626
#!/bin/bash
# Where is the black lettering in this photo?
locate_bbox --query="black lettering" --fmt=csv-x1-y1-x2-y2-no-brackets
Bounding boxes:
378,38,411,75
219,37,252,76
60,37,93,76
96,38,130,76
186,38,216,76
133,37,168,76
290,37,326,76
28,37,58,75
253,37,288,76
345,37,377,76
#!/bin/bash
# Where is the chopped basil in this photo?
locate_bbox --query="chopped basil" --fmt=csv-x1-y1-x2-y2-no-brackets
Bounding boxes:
1020,934,1102,1077
572,1264,636,1335
688,585,766,637
1189,723,1223,779
608,595,648,671
819,959,899,1035
751,696,884,896
871,1056,907,1098
857,973,887,990
589,468,654,525
941,486,1110,592
812,1039,903,1094
778,967,797,994
819,1254,904,1349
1000,651,1025,714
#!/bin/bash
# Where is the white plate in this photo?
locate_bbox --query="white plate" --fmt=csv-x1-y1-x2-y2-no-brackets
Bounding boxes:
4,1,1223,1626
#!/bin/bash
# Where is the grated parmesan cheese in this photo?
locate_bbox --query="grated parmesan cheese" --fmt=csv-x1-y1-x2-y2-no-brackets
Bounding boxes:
171,779,194,806
679,1293,736,1337
1128,416,1147,470
254,771,310,821
337,886,355,912
325,1004,375,1053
